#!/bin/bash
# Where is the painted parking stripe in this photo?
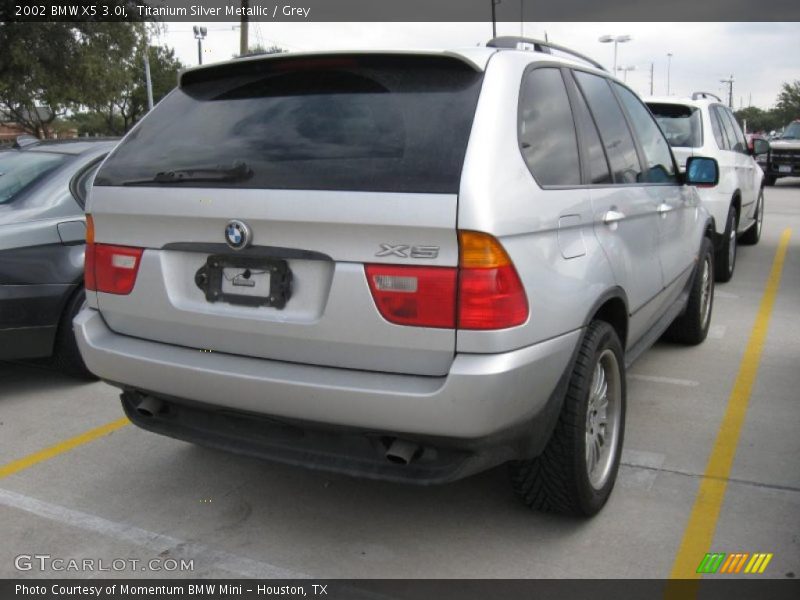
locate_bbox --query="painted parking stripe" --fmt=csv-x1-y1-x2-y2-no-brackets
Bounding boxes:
629,374,699,387
669,228,792,582
0,417,130,480
0,487,310,579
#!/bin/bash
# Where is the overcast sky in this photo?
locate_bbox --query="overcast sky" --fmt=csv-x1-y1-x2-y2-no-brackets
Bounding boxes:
158,22,799,110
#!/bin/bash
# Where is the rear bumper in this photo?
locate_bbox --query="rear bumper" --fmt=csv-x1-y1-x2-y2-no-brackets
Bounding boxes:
75,308,580,482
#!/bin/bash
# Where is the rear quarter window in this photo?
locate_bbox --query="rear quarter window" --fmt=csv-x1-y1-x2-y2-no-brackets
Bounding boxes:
95,55,484,194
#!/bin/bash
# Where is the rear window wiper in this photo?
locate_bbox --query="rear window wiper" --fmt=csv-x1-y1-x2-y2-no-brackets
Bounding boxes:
121,161,253,185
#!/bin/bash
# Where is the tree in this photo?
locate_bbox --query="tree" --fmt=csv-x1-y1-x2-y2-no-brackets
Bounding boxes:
775,80,800,124
235,44,288,58
85,42,183,135
0,22,141,137
734,106,784,134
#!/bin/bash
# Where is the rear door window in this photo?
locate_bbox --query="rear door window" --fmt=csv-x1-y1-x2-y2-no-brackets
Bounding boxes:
518,68,581,186
573,71,642,184
566,72,611,184
721,107,748,154
95,55,484,194
613,84,676,183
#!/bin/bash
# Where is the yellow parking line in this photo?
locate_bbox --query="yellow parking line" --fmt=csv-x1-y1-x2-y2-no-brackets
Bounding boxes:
0,417,129,480
669,228,792,581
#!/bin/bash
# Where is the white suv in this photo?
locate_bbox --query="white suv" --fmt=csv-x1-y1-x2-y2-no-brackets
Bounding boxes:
646,93,764,282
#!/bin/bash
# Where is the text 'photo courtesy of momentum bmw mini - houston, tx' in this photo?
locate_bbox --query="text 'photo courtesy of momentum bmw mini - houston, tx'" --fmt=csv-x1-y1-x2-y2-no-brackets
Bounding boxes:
76,37,720,517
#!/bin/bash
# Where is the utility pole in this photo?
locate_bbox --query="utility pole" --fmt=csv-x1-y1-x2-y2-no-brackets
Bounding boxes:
666,52,673,95
240,0,249,56
142,25,154,112
720,75,734,108
649,62,654,96
144,51,154,111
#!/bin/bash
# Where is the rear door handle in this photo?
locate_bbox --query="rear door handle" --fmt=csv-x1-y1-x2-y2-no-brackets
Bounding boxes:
657,203,675,215
603,210,626,224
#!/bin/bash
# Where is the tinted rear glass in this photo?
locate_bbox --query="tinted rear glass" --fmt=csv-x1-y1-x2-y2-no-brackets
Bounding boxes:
95,55,483,194
0,151,70,204
648,103,703,148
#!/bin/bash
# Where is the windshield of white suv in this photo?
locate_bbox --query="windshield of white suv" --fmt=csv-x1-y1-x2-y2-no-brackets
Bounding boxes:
0,151,70,204
647,103,703,149
96,55,484,194
781,122,800,139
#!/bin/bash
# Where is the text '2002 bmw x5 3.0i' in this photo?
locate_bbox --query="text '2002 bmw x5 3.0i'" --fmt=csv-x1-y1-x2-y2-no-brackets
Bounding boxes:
76,38,720,516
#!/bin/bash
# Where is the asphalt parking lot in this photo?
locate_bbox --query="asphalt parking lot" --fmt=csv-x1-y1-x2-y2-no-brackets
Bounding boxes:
1,180,798,580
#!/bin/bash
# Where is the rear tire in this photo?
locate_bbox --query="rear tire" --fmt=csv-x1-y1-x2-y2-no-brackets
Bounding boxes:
714,206,737,282
509,321,626,517
740,189,764,246
52,287,97,380
664,237,714,345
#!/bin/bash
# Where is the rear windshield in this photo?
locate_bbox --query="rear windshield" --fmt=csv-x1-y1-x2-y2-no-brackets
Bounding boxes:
647,103,703,149
0,151,70,204
95,55,484,194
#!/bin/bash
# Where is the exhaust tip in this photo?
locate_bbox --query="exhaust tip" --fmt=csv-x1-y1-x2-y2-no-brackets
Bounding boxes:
135,396,164,418
384,438,420,466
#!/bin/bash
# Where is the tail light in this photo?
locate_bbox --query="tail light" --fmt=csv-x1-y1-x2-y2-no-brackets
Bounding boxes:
84,215,144,295
457,231,529,330
365,265,457,328
365,231,528,330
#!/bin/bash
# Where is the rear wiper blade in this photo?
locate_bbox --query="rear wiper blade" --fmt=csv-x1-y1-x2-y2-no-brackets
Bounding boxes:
122,161,253,185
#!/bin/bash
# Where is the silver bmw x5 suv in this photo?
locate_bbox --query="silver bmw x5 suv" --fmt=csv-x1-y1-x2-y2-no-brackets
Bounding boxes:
76,38,718,516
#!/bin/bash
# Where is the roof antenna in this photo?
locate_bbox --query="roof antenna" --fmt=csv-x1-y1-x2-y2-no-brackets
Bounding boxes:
544,30,549,42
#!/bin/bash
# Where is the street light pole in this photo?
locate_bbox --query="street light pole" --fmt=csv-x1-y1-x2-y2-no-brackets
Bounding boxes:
491,0,501,38
240,0,249,56
598,34,631,74
667,52,673,95
193,25,207,65
617,65,636,83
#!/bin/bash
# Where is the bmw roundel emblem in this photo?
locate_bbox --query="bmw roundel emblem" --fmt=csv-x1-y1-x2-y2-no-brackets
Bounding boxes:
225,219,252,250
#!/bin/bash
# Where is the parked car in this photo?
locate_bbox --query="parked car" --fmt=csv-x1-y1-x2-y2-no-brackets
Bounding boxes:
0,138,116,377
646,93,765,283
765,120,800,185
76,38,717,516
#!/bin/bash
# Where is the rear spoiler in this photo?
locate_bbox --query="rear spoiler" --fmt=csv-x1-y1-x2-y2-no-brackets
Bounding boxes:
179,51,483,88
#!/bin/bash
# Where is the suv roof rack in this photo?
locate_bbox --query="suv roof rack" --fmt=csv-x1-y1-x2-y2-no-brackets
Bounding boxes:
486,36,607,72
692,91,722,102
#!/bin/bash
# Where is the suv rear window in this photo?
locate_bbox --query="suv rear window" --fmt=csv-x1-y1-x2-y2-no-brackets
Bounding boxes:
95,55,484,194
647,103,703,149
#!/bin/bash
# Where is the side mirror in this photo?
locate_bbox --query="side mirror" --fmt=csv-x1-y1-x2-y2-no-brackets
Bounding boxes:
753,139,770,156
685,157,719,187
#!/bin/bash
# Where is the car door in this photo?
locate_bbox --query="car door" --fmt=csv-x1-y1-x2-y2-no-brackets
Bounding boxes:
571,71,665,344
720,106,757,226
711,105,747,210
611,82,697,299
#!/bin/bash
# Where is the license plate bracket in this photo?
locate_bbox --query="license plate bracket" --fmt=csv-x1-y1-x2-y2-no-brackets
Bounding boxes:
195,255,292,309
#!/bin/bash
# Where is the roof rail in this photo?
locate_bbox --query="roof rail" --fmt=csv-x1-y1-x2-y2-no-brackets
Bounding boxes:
13,134,40,149
692,91,722,102
486,36,607,72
